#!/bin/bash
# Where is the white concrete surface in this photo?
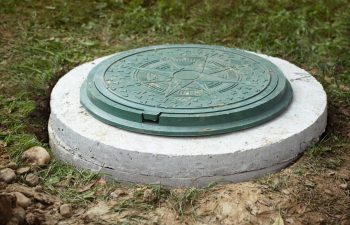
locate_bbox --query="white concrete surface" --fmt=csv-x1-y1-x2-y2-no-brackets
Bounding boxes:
48,52,327,187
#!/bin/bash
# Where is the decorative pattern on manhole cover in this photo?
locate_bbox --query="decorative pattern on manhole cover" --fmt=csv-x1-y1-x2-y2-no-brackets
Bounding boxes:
81,45,293,136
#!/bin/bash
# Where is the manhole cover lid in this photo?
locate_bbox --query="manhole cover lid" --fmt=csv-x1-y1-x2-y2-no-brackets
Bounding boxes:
81,44,293,136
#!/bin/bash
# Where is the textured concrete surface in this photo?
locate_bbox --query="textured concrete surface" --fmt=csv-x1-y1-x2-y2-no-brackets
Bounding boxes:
49,52,327,187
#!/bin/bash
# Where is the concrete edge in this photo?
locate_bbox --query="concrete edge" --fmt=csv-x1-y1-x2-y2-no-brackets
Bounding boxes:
49,121,302,187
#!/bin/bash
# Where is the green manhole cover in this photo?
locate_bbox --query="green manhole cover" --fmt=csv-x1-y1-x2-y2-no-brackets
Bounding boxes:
81,44,293,136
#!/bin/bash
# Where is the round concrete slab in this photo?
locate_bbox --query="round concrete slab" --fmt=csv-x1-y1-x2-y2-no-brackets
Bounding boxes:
49,50,327,187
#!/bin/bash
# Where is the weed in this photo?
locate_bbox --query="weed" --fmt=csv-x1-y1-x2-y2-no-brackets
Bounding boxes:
325,157,344,170
258,175,289,192
37,160,99,205
148,184,170,205
307,145,332,158
113,184,170,212
170,187,202,216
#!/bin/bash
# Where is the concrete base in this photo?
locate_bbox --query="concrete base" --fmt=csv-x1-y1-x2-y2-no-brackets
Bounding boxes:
49,52,327,187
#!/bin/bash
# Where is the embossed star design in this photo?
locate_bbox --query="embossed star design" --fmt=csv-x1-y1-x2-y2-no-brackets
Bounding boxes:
129,58,247,98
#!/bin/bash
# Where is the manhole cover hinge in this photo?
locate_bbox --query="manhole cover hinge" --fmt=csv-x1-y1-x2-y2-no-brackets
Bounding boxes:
142,111,161,123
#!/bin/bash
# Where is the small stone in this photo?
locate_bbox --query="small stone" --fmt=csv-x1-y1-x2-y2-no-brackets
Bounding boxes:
0,168,16,183
340,183,348,190
6,162,18,170
16,167,30,175
143,189,155,203
60,204,72,218
25,173,39,186
22,146,51,166
12,206,26,224
12,192,32,209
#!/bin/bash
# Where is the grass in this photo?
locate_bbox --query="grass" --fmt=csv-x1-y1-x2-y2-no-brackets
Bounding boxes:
0,0,350,223
169,187,203,216
38,160,100,204
305,134,348,170
113,184,170,212
258,175,289,192
111,184,212,218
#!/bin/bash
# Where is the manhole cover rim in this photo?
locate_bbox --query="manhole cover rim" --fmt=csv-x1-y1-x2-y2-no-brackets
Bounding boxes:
80,44,293,136
90,44,284,112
